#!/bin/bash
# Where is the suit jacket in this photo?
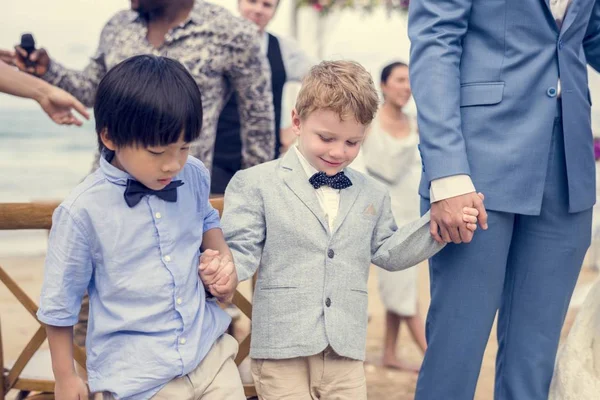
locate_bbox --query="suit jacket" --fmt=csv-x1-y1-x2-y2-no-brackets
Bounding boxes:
409,0,600,214
221,149,443,361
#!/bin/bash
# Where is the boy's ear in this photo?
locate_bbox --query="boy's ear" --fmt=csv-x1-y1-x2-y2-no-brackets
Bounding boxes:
100,128,117,151
291,109,301,137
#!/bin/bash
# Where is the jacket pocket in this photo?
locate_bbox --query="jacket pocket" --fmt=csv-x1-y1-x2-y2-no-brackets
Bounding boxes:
259,285,298,291
460,81,505,107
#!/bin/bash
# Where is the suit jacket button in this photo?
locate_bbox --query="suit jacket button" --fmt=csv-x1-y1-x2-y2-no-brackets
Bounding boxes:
547,87,557,97
328,249,334,259
326,298,331,307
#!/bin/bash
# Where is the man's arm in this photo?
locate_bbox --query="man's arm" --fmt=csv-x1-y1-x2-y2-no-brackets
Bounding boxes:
227,30,276,168
220,171,266,282
408,0,487,243
584,0,600,72
6,12,120,107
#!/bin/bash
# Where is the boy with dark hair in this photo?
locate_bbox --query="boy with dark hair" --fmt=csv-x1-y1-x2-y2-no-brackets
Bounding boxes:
37,55,243,400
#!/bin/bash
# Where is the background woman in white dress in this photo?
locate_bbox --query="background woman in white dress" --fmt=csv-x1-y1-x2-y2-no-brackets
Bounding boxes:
549,277,600,399
361,61,426,371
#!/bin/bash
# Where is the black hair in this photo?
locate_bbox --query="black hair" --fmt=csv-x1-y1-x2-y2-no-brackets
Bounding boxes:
94,54,203,151
380,61,408,84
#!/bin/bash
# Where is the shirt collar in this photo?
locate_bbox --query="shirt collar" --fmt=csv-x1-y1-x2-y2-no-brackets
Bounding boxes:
99,150,133,186
293,146,319,179
261,31,269,55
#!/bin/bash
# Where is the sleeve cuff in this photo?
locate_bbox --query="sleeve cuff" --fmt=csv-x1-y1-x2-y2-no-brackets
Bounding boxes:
429,174,476,203
36,311,78,327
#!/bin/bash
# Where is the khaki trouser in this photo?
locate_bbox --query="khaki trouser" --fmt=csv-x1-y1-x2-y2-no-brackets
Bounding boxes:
102,334,245,400
251,347,367,400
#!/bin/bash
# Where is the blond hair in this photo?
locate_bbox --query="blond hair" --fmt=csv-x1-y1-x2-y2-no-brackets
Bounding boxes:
295,60,379,125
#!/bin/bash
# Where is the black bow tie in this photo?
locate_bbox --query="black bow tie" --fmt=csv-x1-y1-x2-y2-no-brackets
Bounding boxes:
124,179,184,207
309,171,352,190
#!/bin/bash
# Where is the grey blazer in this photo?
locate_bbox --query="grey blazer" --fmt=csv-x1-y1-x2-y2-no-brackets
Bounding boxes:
221,149,443,361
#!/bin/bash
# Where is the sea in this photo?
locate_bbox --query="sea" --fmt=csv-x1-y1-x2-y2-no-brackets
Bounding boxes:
0,108,97,256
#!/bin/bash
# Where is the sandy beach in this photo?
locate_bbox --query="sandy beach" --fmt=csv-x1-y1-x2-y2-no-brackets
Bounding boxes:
1,254,597,400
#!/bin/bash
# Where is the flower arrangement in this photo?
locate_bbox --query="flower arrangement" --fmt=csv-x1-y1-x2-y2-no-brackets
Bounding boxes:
296,0,410,15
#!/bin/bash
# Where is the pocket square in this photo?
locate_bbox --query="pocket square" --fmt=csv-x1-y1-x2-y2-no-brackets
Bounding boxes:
363,204,377,216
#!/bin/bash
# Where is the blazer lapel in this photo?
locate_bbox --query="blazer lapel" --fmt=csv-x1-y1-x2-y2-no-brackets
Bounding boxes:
541,0,560,32
279,150,329,232
331,169,362,236
559,0,580,37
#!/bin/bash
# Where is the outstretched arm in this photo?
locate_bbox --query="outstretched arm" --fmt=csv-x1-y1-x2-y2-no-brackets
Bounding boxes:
0,60,89,125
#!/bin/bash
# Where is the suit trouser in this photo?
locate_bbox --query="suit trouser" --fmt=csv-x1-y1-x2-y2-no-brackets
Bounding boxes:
415,111,593,400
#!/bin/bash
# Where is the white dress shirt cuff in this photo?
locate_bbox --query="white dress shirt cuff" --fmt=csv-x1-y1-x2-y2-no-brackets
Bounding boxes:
430,174,476,203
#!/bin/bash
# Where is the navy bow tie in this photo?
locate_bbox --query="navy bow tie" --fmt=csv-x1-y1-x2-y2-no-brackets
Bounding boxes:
309,171,352,190
124,179,184,207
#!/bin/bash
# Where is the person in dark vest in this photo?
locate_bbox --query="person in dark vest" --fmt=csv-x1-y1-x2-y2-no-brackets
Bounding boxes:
212,0,315,194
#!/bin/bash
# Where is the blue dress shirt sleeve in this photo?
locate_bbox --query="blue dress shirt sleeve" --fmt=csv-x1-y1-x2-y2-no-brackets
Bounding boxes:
37,206,93,327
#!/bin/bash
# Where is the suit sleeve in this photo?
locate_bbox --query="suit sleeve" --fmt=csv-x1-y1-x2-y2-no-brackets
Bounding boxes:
408,0,474,182
584,0,600,72
220,171,266,282
371,193,444,271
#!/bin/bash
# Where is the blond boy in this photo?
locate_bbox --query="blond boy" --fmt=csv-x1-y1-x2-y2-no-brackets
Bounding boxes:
203,61,480,399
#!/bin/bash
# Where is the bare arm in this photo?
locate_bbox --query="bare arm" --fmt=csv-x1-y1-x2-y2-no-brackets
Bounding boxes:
46,325,88,400
0,60,89,125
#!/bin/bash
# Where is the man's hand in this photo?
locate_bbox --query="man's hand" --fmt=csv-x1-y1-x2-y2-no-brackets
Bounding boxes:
54,373,89,400
38,86,89,126
430,191,488,244
14,46,51,76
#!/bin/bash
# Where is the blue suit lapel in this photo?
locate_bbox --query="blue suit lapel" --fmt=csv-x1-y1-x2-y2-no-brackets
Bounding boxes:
541,0,560,32
279,150,330,233
559,0,581,37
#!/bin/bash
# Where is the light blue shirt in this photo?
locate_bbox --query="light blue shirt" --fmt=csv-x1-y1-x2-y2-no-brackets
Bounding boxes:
37,153,231,400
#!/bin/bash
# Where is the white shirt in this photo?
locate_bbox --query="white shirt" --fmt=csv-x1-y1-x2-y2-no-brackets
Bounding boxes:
261,32,315,83
294,146,340,230
430,0,572,203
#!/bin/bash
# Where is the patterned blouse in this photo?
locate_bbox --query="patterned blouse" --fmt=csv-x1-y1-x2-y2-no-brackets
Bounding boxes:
43,0,275,171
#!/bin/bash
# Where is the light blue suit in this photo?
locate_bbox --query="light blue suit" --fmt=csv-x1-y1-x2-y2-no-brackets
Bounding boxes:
409,0,600,398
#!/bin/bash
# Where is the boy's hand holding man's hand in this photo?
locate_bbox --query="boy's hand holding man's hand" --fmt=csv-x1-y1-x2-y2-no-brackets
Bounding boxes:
199,249,238,304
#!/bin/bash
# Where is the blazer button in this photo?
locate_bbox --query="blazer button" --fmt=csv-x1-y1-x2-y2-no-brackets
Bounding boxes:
547,87,557,98
328,249,335,259
325,298,331,307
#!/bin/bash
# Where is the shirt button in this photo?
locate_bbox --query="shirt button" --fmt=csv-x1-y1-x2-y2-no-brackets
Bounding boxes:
328,249,335,259
179,338,186,345
547,87,557,98
155,212,162,219
325,298,331,307
164,255,171,263
176,298,182,305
